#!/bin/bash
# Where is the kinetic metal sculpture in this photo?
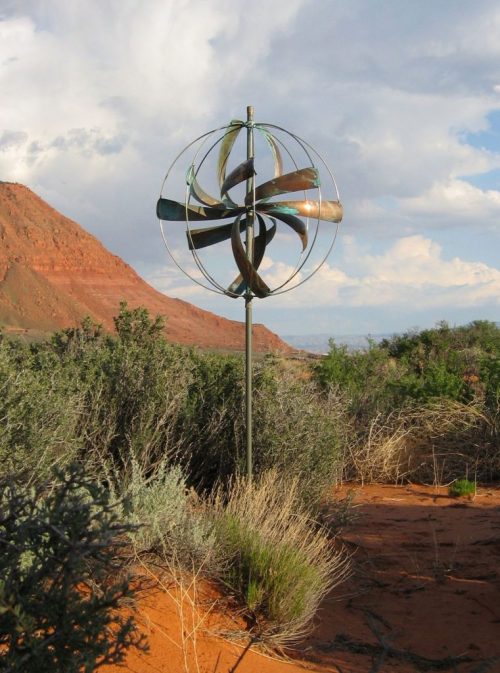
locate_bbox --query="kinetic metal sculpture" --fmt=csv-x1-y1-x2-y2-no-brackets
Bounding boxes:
157,106,343,479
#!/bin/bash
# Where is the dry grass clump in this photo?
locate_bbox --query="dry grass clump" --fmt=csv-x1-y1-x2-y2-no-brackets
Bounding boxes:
210,470,350,646
342,408,412,484
405,400,497,483
344,399,497,484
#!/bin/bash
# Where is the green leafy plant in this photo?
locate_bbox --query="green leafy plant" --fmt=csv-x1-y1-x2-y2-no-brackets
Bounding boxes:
0,463,146,673
448,478,476,498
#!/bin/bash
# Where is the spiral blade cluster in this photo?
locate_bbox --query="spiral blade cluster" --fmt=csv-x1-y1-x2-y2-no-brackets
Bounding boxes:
157,121,343,298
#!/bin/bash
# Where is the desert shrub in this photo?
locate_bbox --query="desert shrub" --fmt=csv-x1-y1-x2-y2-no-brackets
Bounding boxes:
381,320,500,409
0,340,83,478
175,352,347,505
314,339,395,416
109,457,217,570
179,351,245,488
389,361,465,403
480,354,500,410
210,471,350,645
251,357,347,505
0,462,145,673
66,305,193,469
1,305,347,502
313,321,500,485
4,307,496,500
317,320,500,410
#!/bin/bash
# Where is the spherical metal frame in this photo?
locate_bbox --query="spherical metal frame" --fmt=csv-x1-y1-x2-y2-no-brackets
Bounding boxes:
158,120,342,299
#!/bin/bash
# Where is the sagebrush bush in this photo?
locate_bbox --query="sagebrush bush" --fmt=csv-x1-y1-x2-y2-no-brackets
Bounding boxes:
1,311,497,512
108,457,217,570
0,341,82,477
0,463,145,672
177,350,245,487
252,357,347,505
0,305,344,503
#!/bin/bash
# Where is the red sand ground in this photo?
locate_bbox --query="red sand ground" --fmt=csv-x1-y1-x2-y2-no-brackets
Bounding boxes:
103,484,500,673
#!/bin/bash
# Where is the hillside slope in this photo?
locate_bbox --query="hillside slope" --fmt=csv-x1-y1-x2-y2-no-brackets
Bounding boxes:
0,182,290,351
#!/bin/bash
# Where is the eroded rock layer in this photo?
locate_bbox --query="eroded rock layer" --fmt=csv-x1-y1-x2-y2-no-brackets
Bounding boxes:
0,182,290,352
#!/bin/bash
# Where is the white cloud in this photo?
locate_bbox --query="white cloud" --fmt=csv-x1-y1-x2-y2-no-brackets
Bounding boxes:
1,1,500,334
400,179,500,219
147,233,499,314
252,234,500,310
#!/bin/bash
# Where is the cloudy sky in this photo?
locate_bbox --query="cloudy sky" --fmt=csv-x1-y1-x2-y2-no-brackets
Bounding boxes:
1,0,499,338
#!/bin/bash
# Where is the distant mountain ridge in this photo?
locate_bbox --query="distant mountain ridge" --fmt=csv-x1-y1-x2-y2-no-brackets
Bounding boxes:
0,182,291,352
282,333,393,354
283,323,500,354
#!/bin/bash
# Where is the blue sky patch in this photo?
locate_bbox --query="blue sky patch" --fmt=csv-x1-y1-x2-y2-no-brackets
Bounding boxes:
463,110,500,153
460,167,500,191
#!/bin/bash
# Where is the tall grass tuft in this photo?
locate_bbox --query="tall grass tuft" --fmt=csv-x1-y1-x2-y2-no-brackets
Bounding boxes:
211,470,350,645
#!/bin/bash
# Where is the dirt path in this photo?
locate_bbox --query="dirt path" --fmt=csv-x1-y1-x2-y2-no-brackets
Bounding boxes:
296,483,500,673
103,484,500,673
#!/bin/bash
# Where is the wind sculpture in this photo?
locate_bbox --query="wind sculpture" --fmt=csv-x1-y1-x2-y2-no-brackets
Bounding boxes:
157,106,343,479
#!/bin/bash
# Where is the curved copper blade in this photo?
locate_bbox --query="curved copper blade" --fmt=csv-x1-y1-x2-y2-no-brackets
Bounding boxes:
231,216,271,298
217,121,243,190
187,219,246,251
186,166,224,207
227,216,276,295
157,198,243,222
258,208,307,250
257,126,283,178
221,158,255,198
259,199,343,223
246,167,319,205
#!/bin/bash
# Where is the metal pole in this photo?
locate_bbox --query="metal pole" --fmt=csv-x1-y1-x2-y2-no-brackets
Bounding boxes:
245,105,255,482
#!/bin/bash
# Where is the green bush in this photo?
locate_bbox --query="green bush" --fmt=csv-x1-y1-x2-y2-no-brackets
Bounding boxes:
252,357,346,505
0,305,347,503
389,361,465,403
381,320,499,408
0,341,82,477
0,463,145,672
316,320,499,410
2,309,497,511
314,338,394,414
179,350,245,487
449,478,476,498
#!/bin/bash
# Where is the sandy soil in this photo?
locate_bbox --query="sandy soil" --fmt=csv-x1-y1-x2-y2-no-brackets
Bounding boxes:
102,483,500,673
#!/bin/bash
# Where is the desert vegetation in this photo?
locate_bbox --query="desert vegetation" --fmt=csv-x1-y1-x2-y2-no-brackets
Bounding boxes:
0,306,498,667
315,319,499,484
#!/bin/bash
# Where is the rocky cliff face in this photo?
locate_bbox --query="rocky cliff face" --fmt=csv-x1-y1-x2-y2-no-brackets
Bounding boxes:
0,182,290,352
